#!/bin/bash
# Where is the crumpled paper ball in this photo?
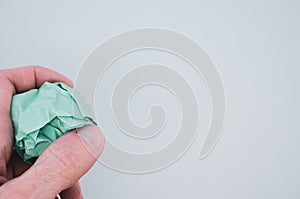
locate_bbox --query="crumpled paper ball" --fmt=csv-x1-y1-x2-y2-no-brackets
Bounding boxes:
11,82,96,164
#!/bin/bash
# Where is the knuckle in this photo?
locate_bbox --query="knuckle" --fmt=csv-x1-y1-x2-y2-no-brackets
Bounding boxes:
47,146,77,171
46,146,77,185
29,65,43,71
0,70,8,81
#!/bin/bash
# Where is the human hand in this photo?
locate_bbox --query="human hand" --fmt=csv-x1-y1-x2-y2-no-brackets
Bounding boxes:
0,66,105,199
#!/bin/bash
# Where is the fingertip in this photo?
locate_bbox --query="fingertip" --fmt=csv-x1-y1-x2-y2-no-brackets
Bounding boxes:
77,125,105,159
68,80,74,88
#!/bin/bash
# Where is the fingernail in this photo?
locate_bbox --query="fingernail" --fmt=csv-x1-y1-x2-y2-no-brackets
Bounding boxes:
77,125,104,153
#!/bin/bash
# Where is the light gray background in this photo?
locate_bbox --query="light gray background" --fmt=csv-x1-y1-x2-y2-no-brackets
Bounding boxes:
1,0,299,198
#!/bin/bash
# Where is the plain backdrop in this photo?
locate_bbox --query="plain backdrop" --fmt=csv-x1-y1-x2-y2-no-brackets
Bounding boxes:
0,0,299,198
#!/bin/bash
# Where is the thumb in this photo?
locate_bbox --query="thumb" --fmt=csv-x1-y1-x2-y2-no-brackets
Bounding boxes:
6,125,104,198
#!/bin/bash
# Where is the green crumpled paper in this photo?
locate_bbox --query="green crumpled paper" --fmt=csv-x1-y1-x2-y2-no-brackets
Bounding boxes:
11,82,96,164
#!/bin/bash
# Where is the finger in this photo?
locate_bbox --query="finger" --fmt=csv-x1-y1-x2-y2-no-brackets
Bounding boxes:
1,65,73,93
2,125,104,198
0,176,8,186
10,150,31,179
4,150,31,182
60,182,83,199
0,117,12,177
0,66,73,178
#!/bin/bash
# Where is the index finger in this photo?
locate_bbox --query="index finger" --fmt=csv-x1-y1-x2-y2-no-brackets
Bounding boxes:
0,66,73,178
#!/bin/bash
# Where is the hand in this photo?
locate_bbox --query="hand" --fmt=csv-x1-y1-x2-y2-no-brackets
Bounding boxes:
0,66,105,199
